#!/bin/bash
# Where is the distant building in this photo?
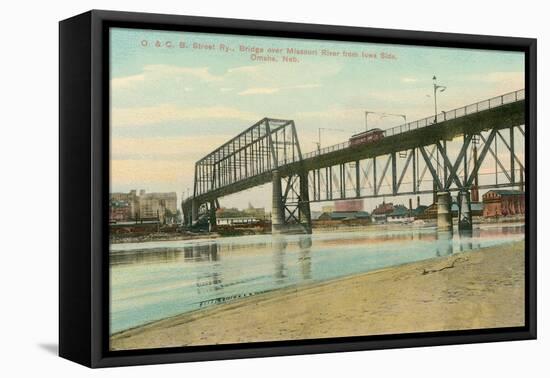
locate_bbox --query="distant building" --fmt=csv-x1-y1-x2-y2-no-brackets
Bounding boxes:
482,190,525,217
311,211,323,220
217,207,245,218
423,200,483,219
387,205,413,223
321,205,335,213
317,211,371,221
412,205,428,218
110,190,139,219
109,200,131,222
138,191,178,223
334,199,364,212
451,202,484,216
371,202,395,223
216,217,260,225
110,189,177,224
243,203,266,220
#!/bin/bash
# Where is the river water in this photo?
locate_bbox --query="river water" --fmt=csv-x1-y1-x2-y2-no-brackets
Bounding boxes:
109,223,524,334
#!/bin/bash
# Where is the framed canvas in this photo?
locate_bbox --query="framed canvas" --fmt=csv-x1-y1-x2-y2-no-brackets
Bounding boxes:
59,10,537,368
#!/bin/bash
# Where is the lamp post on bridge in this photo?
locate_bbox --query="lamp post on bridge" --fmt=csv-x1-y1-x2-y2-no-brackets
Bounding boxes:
426,76,448,189
430,76,455,234
432,75,447,124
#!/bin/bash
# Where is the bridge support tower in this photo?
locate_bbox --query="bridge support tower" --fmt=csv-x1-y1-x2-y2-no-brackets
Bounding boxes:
298,171,312,233
191,199,199,225
209,200,217,232
457,190,473,234
271,170,285,233
437,191,453,233
271,169,312,235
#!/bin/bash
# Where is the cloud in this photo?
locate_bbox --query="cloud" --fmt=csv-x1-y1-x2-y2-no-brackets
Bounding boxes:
111,104,259,127
111,135,232,160
238,83,322,96
238,87,281,96
401,77,418,83
291,84,322,89
227,65,260,74
112,64,264,92
478,71,524,84
110,64,223,92
111,73,145,89
144,64,223,82
461,71,524,93
110,135,232,192
111,159,190,187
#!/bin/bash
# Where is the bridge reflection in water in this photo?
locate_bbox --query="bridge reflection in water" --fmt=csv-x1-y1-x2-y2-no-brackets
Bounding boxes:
109,224,524,334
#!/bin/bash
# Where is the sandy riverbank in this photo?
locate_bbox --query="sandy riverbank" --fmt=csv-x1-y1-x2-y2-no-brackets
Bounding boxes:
110,240,525,351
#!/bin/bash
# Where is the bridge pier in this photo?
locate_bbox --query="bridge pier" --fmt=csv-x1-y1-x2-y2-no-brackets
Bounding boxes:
271,170,312,235
271,170,285,234
183,208,190,226
299,172,312,234
436,230,454,256
191,199,199,225
457,190,473,233
209,200,217,232
436,191,453,232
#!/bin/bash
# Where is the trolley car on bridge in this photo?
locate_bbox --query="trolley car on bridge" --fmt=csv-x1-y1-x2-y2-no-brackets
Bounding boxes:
349,128,385,147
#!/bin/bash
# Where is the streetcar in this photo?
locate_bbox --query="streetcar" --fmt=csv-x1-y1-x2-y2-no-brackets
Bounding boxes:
349,128,385,147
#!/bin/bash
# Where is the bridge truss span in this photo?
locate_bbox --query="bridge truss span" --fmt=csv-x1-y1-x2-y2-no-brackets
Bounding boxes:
193,118,302,198
183,89,526,235
308,124,526,203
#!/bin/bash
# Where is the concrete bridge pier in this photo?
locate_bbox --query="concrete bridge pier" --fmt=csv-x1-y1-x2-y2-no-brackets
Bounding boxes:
271,170,285,234
299,172,312,234
271,170,312,235
181,201,192,226
437,191,453,233
209,200,217,232
191,199,199,225
180,201,189,226
183,208,190,226
457,190,473,233
436,229,453,256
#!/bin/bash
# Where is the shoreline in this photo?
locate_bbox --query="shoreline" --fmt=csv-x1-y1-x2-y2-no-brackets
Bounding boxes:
110,218,525,245
111,240,525,351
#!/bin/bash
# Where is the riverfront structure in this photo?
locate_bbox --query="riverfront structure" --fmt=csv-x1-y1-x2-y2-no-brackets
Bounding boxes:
110,190,178,223
182,90,525,235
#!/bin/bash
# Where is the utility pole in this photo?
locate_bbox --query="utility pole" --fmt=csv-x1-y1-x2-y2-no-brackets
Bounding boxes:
317,127,348,151
365,111,406,133
431,76,447,185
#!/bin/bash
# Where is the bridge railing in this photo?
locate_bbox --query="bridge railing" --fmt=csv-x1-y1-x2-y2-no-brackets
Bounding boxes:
384,89,524,137
303,88,525,159
302,141,349,159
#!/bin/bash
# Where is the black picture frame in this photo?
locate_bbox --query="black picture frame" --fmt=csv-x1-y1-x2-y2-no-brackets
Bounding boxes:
59,9,537,368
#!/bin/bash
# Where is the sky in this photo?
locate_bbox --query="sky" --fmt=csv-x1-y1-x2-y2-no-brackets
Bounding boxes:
109,27,524,211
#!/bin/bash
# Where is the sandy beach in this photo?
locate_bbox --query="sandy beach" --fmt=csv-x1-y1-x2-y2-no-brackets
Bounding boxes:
110,240,525,351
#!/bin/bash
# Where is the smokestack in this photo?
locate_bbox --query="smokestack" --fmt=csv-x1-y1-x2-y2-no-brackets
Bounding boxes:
417,196,420,208
409,198,413,217
471,185,479,202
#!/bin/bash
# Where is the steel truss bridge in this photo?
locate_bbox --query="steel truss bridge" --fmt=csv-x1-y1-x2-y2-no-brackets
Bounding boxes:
182,89,525,234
